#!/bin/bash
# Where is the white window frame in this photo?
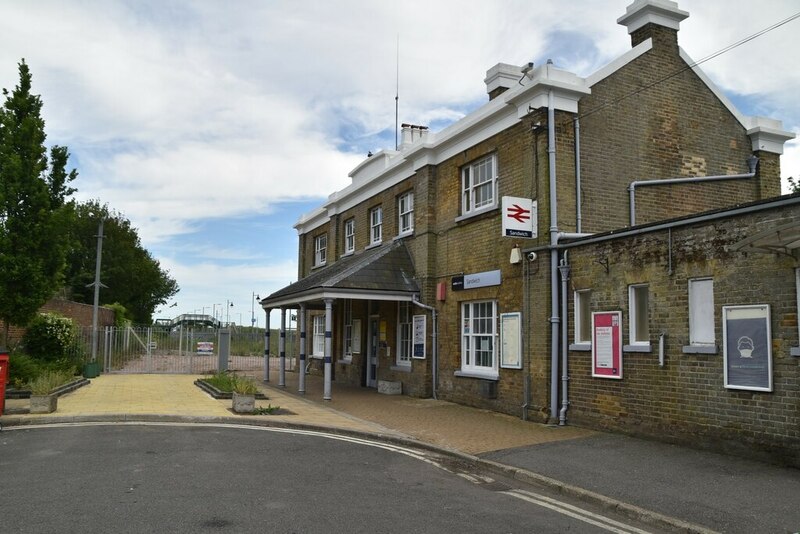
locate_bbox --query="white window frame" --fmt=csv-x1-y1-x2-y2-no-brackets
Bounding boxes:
574,289,592,345
312,315,325,357
370,206,382,245
398,191,414,236
342,299,353,361
397,301,412,366
314,234,327,266
461,154,498,216
344,218,355,254
688,278,715,346
460,300,498,376
628,284,650,346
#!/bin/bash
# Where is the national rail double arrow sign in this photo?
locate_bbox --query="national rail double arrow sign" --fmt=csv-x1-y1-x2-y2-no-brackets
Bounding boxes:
501,196,537,238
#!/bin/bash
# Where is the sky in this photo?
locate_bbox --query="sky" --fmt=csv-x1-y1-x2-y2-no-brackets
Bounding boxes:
1,0,798,326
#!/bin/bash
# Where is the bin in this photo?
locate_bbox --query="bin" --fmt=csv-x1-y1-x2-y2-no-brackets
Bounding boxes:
0,351,9,415
83,361,100,379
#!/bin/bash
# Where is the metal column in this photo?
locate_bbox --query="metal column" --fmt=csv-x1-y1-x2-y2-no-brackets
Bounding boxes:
263,308,271,382
323,298,333,400
279,308,286,387
299,304,306,395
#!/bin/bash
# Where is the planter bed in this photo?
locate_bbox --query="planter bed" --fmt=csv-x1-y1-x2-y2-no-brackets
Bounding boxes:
194,379,267,400
5,378,90,399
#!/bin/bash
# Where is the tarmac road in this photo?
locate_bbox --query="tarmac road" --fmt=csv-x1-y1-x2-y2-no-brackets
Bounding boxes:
1,423,664,534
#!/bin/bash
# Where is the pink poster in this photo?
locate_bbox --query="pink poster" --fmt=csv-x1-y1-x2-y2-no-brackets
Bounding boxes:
592,311,622,379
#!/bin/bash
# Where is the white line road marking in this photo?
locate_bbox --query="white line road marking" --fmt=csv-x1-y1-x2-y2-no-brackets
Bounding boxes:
504,489,652,534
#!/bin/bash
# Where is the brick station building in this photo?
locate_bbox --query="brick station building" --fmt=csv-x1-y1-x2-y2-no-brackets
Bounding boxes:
262,0,799,464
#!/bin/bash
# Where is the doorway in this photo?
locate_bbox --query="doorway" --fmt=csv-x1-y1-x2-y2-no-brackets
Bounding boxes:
366,315,379,388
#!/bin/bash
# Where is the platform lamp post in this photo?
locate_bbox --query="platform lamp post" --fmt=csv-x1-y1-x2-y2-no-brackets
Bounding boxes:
226,300,234,327
251,293,260,328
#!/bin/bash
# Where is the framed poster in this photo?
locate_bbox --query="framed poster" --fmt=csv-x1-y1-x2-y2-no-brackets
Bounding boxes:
592,311,622,379
412,315,426,359
500,312,522,369
352,319,362,354
723,305,772,391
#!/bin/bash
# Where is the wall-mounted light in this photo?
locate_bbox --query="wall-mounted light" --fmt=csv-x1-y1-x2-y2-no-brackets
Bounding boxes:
510,245,522,264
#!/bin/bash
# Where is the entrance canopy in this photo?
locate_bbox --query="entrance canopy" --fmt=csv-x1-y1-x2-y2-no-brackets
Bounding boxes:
261,240,420,309
732,220,800,260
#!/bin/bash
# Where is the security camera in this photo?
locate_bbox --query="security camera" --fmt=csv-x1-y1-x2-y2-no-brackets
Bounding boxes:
527,252,537,261
521,61,534,75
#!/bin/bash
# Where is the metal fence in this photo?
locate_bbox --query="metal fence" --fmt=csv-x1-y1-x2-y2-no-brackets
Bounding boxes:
75,325,297,375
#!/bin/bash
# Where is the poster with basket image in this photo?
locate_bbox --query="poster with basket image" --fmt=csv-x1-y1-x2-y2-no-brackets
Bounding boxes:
723,305,772,392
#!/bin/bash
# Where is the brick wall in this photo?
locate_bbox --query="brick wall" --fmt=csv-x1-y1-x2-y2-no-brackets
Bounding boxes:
577,24,775,232
564,199,800,465
2,298,116,345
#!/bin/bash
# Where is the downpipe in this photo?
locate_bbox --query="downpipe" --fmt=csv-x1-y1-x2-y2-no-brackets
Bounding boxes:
558,255,571,425
547,88,560,424
412,296,438,400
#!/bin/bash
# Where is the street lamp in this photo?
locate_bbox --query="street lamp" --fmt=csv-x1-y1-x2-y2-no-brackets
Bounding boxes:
88,218,106,367
251,293,260,328
226,300,234,326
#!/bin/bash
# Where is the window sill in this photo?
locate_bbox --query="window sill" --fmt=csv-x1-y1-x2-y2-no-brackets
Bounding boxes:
390,365,412,373
365,241,382,250
311,263,327,270
791,347,800,357
454,370,499,381
569,343,592,352
310,354,324,360
340,251,354,259
454,204,498,224
682,345,718,355
623,344,652,353
338,358,352,365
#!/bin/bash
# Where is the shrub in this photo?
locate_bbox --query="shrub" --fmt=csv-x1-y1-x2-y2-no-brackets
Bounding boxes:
8,352,43,389
28,368,76,395
22,313,82,367
232,375,259,395
204,371,237,392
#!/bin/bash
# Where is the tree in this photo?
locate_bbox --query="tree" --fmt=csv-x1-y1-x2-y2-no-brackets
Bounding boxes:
788,176,799,194
0,60,77,347
63,200,179,324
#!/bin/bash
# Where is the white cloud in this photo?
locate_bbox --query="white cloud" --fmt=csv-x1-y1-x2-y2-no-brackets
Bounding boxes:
3,0,797,319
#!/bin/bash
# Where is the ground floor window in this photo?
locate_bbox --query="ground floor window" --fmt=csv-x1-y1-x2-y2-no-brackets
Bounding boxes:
461,300,498,375
343,300,353,360
312,315,325,356
397,301,412,366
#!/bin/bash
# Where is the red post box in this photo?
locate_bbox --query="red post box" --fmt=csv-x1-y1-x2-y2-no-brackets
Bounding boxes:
0,351,8,415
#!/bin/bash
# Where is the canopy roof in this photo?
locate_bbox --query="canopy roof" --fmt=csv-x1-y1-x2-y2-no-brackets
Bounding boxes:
261,240,420,309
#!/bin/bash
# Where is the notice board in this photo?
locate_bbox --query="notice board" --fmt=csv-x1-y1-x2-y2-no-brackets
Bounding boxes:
592,311,622,379
723,304,772,391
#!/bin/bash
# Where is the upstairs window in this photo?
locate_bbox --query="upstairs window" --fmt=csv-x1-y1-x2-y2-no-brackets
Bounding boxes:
314,234,327,266
370,206,382,245
462,154,497,215
628,284,650,345
344,218,355,254
398,191,414,236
